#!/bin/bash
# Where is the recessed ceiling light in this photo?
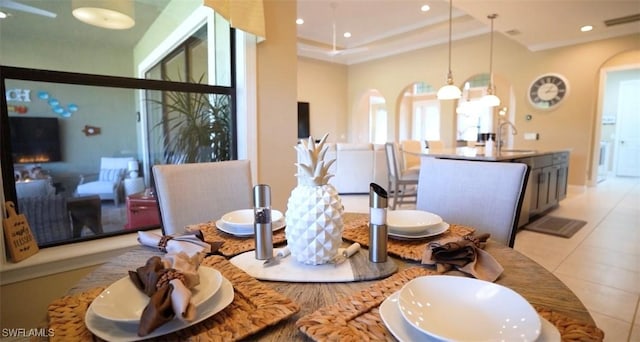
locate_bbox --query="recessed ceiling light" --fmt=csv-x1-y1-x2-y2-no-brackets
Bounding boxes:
421,4,431,12
343,32,351,38
0,11,8,19
296,18,304,25
580,25,593,32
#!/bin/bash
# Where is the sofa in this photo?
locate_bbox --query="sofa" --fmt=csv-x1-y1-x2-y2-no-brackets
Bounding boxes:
323,143,389,194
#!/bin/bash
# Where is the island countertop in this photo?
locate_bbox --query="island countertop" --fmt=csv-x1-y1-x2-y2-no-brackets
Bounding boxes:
406,147,572,162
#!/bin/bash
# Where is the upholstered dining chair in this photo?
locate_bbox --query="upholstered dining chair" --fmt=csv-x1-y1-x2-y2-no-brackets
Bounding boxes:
400,140,422,171
384,142,419,209
426,140,445,151
152,160,253,236
416,157,530,247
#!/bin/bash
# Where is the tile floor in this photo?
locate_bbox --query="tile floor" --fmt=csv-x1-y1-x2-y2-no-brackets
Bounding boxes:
340,176,640,342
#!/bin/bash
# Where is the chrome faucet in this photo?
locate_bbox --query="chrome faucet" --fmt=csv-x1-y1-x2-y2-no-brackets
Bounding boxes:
497,119,517,152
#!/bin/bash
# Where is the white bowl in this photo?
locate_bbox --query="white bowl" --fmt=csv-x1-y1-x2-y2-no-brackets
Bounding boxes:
90,266,222,322
398,275,541,341
387,210,443,234
221,209,284,230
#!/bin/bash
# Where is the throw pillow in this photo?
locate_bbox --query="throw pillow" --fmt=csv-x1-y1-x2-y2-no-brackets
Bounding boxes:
99,168,125,182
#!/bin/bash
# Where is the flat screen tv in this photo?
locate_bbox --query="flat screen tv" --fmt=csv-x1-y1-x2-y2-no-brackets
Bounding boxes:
9,117,62,163
298,102,310,139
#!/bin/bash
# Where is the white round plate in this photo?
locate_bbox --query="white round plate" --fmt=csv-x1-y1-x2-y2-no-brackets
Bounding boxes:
381,290,558,342
388,222,449,240
387,210,443,234
215,219,285,237
380,291,433,342
398,275,541,341
539,315,561,342
221,209,284,230
85,276,234,342
90,266,222,323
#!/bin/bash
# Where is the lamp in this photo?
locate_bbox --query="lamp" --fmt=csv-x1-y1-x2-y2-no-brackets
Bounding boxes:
437,0,461,100
482,13,501,107
72,0,135,30
128,160,139,179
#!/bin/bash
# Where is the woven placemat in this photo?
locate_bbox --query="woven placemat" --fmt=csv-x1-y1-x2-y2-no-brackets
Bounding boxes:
296,267,604,342
342,217,476,261
187,221,287,257
47,255,299,341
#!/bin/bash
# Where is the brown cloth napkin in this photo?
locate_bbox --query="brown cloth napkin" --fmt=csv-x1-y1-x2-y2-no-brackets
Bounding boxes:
128,253,204,336
138,284,175,336
422,233,504,282
128,256,168,297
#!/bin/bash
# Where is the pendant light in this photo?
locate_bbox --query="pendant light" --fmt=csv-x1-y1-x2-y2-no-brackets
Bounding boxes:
482,14,500,107
437,0,462,100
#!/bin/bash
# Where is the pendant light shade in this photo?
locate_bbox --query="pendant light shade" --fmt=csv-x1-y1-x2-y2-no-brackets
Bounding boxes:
437,0,461,100
482,93,501,107
437,82,462,100
482,13,500,107
72,0,135,30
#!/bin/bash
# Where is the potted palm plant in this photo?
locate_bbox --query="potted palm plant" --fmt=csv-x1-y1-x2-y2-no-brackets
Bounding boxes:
150,82,231,164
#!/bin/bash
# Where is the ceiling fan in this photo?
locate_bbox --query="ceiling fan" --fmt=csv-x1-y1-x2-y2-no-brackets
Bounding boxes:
0,0,57,18
298,2,368,58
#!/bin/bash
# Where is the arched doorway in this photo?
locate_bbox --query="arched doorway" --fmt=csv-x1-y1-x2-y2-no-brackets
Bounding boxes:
397,81,438,142
352,89,387,143
457,73,514,147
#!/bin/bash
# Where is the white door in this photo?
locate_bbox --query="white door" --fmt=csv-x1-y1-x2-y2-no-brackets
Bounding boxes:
615,79,640,177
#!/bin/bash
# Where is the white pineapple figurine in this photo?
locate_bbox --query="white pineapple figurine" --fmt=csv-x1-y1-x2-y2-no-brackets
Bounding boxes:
285,133,344,265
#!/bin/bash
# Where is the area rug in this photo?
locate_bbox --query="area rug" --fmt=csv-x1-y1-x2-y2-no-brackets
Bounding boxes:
523,215,587,238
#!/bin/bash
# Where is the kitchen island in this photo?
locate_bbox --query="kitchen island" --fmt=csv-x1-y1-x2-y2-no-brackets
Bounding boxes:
406,147,571,227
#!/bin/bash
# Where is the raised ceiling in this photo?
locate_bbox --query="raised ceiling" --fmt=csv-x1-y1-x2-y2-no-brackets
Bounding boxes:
1,0,638,66
296,0,640,65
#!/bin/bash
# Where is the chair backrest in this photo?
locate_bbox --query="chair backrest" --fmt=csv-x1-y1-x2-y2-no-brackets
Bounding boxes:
152,160,253,235
99,157,134,182
416,157,530,247
400,140,421,169
101,157,134,169
15,179,55,198
426,140,444,151
384,142,400,181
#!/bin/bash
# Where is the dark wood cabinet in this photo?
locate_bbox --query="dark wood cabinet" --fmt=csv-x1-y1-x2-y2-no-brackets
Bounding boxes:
529,152,569,216
554,152,569,201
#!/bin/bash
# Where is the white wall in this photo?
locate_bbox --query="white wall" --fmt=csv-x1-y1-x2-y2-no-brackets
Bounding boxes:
297,33,640,186
297,57,348,142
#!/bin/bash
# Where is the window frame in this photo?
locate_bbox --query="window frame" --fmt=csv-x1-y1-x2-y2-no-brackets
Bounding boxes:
0,63,237,247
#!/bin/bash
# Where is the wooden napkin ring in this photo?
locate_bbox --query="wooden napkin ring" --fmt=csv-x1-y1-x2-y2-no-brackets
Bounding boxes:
156,268,186,289
157,235,174,252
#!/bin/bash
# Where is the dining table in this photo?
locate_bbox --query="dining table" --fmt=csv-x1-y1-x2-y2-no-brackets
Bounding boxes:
46,212,603,341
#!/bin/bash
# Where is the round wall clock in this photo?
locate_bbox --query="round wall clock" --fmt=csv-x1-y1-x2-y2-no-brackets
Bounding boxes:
528,73,569,110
